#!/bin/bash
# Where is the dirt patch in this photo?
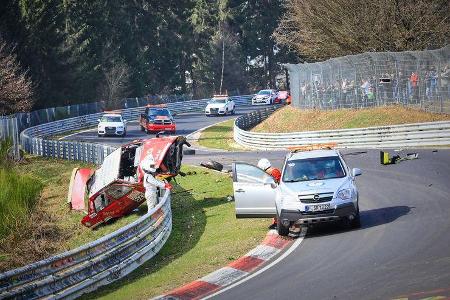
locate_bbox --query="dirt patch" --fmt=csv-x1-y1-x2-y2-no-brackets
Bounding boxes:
252,105,450,133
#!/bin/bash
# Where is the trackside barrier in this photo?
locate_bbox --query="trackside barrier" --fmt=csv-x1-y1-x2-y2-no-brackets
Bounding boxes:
0,190,171,300
234,107,450,149
21,95,253,164
0,95,253,300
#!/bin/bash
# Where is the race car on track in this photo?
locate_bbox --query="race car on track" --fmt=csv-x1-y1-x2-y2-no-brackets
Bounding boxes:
139,105,176,134
204,95,235,116
274,91,290,104
97,112,127,137
252,89,277,105
68,135,191,228
232,144,362,236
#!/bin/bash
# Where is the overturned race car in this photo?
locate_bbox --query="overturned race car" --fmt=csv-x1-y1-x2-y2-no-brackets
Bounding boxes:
68,135,190,228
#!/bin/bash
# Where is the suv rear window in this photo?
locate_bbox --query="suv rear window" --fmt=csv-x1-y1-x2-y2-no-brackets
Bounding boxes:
282,156,346,182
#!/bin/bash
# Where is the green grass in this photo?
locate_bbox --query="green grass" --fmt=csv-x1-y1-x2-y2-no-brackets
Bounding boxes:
85,165,270,299
197,119,239,151
0,156,147,271
0,140,43,239
0,167,43,239
253,105,450,133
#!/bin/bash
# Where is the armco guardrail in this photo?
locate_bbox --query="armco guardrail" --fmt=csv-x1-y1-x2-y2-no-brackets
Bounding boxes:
234,107,450,149
0,190,171,300
21,95,253,164
0,95,253,300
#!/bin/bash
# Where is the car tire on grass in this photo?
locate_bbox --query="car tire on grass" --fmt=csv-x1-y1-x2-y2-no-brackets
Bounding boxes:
200,160,223,171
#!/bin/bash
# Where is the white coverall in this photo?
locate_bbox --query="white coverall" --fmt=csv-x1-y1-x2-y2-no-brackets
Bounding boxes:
143,173,166,211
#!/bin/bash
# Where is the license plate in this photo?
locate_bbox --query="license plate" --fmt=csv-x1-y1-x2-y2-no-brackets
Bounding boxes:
305,203,331,212
165,128,172,130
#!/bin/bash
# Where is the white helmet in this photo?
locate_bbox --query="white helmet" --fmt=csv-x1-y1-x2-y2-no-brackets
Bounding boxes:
141,154,156,173
257,158,271,171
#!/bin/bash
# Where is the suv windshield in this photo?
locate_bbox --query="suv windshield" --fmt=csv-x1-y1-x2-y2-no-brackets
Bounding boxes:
258,90,271,95
211,98,227,103
148,108,171,117
100,116,122,122
282,156,346,182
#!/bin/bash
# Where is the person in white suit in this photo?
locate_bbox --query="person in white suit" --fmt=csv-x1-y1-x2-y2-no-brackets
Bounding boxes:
140,154,172,211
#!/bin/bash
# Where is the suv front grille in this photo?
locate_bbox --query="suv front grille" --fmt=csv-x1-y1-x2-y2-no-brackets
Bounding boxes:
154,119,172,125
299,193,334,203
105,127,116,133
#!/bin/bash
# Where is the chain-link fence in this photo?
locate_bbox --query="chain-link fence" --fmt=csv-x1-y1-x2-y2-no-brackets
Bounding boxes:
286,46,450,113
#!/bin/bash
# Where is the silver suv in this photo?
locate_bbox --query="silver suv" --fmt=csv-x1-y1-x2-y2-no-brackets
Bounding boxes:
232,149,362,236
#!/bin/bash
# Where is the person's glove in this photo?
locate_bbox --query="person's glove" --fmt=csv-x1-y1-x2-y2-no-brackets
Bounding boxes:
164,183,173,190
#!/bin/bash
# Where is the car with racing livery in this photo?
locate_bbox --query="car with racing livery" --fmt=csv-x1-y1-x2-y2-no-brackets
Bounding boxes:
232,145,362,236
139,105,176,134
68,135,191,228
204,95,235,116
97,113,127,137
274,91,290,104
252,89,277,105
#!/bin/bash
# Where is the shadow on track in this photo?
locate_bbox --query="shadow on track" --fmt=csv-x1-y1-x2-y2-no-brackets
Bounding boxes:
305,206,412,237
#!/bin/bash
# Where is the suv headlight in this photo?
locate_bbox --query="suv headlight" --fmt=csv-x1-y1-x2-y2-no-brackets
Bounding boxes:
337,189,352,201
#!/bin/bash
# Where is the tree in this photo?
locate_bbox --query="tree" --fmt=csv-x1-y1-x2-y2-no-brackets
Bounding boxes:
101,60,130,109
273,0,450,61
0,39,34,115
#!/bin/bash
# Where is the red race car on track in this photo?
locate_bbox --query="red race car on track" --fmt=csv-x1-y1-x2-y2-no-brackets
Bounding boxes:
68,135,190,228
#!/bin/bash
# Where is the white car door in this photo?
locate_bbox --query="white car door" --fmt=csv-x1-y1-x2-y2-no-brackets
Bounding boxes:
232,163,277,218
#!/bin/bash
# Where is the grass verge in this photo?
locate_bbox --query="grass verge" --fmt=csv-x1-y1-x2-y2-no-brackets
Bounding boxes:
253,105,450,133
0,156,146,272
197,119,245,151
0,140,43,240
85,165,270,300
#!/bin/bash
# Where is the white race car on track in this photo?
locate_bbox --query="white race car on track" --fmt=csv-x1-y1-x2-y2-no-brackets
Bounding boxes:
97,113,127,137
252,89,277,105
205,95,235,116
232,147,362,236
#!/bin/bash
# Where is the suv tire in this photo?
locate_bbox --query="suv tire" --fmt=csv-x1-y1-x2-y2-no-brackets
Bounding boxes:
277,220,290,236
350,206,361,229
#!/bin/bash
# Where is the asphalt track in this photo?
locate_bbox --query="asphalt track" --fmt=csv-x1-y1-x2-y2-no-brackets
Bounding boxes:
64,106,450,300
60,105,258,147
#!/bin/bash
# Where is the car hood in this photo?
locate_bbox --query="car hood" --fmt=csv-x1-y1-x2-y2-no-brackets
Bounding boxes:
254,94,270,99
99,122,124,127
206,103,226,109
279,177,350,195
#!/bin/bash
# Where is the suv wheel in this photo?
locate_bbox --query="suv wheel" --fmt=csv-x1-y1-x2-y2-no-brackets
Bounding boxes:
277,220,290,236
350,206,361,229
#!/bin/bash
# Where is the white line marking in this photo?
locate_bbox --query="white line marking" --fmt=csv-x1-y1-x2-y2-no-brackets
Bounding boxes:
202,227,307,299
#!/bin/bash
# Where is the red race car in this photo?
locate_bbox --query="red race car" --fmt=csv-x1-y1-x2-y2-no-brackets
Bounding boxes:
68,135,190,228
274,91,290,104
139,104,176,134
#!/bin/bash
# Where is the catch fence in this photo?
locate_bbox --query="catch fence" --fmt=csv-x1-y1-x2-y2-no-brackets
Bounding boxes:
286,46,450,113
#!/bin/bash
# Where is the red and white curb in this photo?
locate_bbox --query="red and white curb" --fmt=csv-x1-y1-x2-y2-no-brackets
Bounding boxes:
154,228,306,300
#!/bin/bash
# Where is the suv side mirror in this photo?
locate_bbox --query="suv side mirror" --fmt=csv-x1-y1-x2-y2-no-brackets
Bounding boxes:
352,168,362,177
